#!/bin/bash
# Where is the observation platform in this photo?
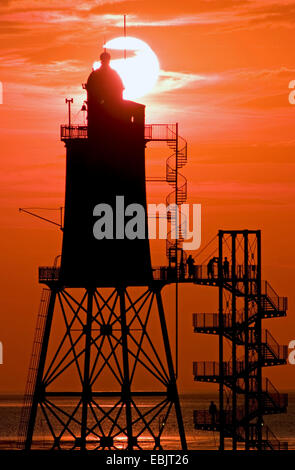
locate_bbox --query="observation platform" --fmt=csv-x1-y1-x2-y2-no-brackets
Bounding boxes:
193,373,288,415
193,411,288,450
60,124,179,143
38,263,258,287
38,263,287,317
192,282,287,325
193,318,288,363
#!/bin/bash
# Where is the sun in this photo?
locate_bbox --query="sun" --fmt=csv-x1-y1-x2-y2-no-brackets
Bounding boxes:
93,37,160,100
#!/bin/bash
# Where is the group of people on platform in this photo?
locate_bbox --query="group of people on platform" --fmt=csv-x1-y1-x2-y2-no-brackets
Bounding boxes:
178,255,231,280
207,256,230,279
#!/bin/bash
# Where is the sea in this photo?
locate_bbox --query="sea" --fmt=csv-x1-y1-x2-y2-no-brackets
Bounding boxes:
0,393,294,450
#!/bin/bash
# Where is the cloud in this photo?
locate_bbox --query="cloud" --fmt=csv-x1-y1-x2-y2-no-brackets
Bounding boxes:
3,1,295,32
87,0,253,17
110,13,236,27
0,11,237,27
152,70,207,94
182,66,295,111
190,180,295,206
241,1,295,27
239,93,289,109
0,0,127,10
0,10,81,23
210,0,295,32
0,49,214,98
0,53,87,88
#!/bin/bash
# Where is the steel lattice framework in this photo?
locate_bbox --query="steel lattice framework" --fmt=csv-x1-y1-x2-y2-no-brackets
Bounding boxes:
193,230,288,450
17,120,189,451
21,285,186,450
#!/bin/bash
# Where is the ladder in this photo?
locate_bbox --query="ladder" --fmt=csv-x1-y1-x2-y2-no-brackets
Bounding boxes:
17,288,51,448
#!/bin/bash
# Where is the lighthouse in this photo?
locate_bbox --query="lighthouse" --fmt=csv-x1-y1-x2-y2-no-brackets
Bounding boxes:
18,51,187,451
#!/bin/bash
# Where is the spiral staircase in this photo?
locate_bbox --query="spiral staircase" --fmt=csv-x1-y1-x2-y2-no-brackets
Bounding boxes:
165,131,188,274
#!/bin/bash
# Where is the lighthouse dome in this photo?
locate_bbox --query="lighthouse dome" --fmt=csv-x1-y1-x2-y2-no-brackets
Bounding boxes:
86,52,124,104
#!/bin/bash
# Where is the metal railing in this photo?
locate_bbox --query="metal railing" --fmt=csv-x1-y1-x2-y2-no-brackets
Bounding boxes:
144,124,177,141
60,125,87,140
249,424,288,450
245,377,288,410
194,407,245,427
60,123,178,142
193,409,221,427
262,426,288,450
264,378,288,410
39,266,60,282
263,329,288,360
239,328,288,361
192,312,246,330
192,264,257,281
193,360,245,377
193,313,222,329
262,281,288,312
153,264,258,283
194,408,288,448
152,266,170,281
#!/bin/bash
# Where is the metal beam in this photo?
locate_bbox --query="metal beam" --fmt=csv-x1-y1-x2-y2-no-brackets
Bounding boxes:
218,230,224,451
155,288,187,450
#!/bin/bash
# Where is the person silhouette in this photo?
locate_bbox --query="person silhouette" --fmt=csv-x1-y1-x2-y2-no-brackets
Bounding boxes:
179,259,186,280
209,401,218,425
207,257,215,278
223,257,230,278
186,255,195,279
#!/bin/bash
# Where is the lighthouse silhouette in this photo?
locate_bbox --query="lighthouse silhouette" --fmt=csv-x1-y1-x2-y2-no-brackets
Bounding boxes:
18,51,187,451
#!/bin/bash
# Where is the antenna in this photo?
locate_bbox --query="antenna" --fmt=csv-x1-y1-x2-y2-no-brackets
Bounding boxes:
65,98,73,128
124,14,127,60
19,207,63,230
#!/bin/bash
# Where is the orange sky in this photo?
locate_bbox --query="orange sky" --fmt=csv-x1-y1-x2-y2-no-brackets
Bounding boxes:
0,0,295,393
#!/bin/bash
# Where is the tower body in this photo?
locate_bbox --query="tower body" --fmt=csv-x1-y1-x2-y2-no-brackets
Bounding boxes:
61,57,152,286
